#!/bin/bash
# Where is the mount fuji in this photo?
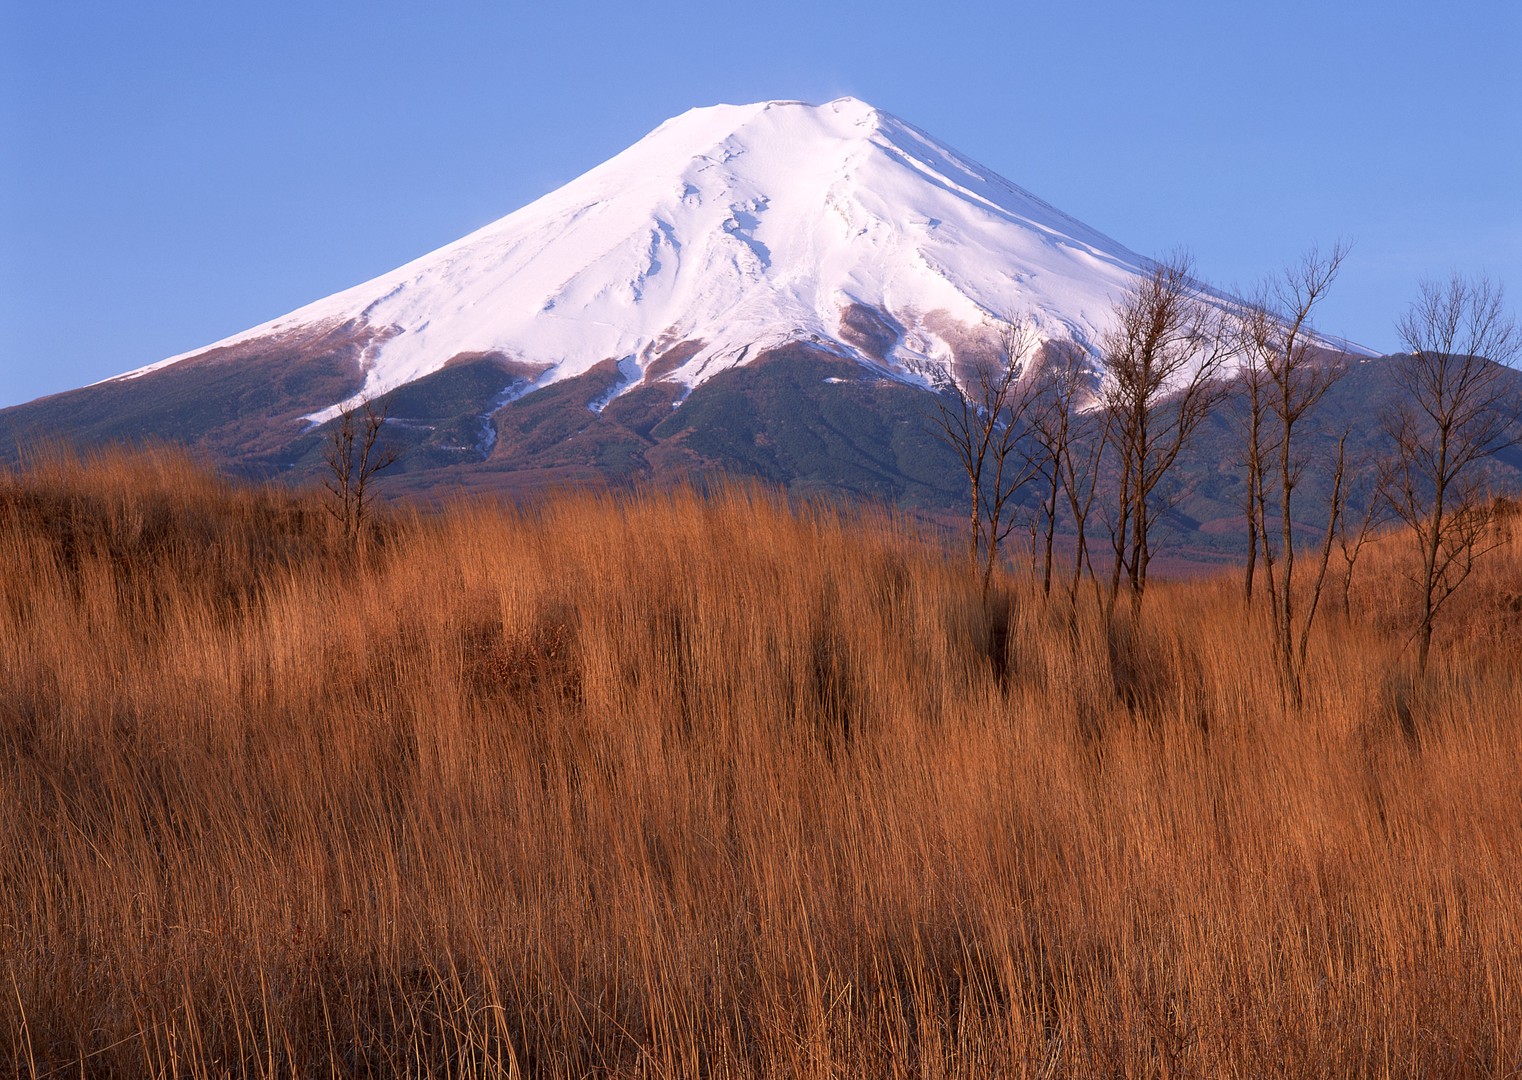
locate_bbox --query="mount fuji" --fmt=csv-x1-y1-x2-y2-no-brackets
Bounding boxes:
2,97,1309,512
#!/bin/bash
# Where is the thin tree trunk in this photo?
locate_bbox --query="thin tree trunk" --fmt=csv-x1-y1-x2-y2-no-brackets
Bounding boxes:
1041,467,1058,599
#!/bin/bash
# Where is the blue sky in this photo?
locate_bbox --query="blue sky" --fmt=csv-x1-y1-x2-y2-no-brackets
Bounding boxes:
2,0,1518,407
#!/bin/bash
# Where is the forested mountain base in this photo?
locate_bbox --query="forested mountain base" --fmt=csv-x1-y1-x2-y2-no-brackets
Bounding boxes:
4,450,1521,1078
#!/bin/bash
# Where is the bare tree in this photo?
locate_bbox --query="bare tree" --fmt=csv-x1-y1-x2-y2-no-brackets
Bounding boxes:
1099,253,1231,618
1027,346,1066,600
324,397,399,550
1028,341,1106,604
1238,243,1351,701
926,317,1043,604
1235,342,1271,603
1382,274,1520,675
1335,453,1388,616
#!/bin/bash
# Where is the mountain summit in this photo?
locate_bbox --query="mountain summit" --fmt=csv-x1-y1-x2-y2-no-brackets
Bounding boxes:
119,97,1155,421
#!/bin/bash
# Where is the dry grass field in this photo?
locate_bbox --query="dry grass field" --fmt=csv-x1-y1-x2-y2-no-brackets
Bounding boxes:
3,448,1521,1078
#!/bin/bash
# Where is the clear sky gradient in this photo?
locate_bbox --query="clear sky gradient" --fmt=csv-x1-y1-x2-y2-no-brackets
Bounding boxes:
3,1,1518,407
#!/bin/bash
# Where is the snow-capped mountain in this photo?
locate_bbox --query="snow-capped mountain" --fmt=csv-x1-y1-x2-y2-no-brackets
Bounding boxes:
114,97,1168,422
5,96,1386,528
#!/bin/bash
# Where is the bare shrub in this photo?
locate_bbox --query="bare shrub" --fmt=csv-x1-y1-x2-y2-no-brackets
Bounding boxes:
324,396,398,550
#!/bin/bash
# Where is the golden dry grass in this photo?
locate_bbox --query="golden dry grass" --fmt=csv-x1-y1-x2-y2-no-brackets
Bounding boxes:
2,448,1520,1078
